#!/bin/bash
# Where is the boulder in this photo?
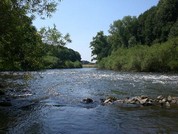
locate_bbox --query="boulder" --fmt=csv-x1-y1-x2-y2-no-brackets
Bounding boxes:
104,96,117,104
114,99,124,104
171,97,178,104
171,99,177,104
143,100,154,106
161,98,167,103
104,99,113,104
139,98,149,105
165,102,171,107
141,95,148,99
167,95,172,102
157,95,164,100
107,96,117,101
128,97,140,104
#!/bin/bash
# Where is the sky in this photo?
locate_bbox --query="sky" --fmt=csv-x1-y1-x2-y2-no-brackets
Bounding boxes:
33,0,159,62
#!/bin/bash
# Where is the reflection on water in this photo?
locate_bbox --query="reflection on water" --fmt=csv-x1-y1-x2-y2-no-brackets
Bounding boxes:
0,68,178,133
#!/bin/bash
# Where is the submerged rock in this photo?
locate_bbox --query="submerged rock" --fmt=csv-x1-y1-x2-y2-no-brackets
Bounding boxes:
82,98,93,104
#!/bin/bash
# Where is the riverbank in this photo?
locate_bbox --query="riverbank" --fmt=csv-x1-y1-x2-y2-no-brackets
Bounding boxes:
82,64,97,68
98,38,178,73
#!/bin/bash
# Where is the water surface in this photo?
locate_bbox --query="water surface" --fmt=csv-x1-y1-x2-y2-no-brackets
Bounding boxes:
0,68,178,134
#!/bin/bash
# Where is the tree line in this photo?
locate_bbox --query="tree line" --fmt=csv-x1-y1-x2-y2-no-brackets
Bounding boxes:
0,0,82,71
90,0,178,72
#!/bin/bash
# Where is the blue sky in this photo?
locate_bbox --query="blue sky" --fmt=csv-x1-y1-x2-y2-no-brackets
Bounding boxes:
33,0,159,62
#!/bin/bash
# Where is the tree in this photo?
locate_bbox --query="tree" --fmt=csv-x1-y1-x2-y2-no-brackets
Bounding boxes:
43,45,82,68
2,0,61,19
91,0,178,72
128,36,137,47
169,20,178,38
0,1,45,70
39,25,72,46
90,31,111,62
0,0,72,70
153,0,178,42
108,16,139,49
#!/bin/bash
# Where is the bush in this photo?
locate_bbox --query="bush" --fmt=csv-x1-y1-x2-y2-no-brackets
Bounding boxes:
73,61,82,68
65,61,82,68
98,37,178,72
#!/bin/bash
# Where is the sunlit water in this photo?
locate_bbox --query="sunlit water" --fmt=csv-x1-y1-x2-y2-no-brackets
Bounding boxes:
0,68,178,134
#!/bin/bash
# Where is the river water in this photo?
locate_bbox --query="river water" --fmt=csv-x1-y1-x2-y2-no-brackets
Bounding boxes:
0,68,178,134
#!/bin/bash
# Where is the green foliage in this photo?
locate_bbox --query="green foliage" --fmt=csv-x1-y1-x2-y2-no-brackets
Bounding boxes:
92,0,178,72
99,38,178,72
3,0,61,18
90,31,111,62
43,55,59,69
169,20,178,38
43,45,82,69
0,1,45,70
105,0,178,49
65,61,82,68
108,16,139,49
0,0,82,71
39,25,72,46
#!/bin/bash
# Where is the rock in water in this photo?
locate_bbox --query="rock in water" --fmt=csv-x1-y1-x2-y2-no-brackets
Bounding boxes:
165,102,171,107
167,95,172,102
157,95,164,100
104,99,112,104
82,98,93,104
139,98,148,105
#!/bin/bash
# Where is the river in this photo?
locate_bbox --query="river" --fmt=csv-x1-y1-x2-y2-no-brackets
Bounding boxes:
0,68,178,134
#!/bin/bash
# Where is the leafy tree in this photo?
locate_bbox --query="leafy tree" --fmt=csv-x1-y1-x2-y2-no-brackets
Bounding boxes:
90,31,111,62
169,20,178,38
128,36,137,47
44,46,82,69
0,1,45,70
139,7,157,45
153,0,178,42
108,16,138,49
39,25,71,46
3,0,61,18
0,0,82,70
92,0,178,72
